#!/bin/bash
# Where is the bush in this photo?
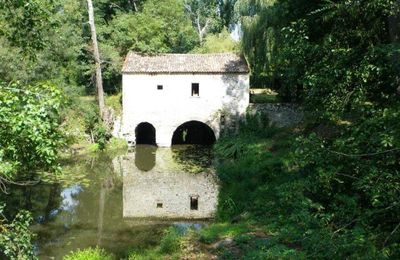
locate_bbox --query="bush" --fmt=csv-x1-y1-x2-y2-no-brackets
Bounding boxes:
159,227,181,254
0,204,36,260
128,227,182,259
64,247,113,260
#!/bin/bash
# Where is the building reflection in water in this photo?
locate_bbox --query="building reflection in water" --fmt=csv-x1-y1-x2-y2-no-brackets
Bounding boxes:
114,145,219,219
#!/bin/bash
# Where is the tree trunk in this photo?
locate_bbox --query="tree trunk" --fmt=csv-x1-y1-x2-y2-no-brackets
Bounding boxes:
388,1,400,43
87,0,105,119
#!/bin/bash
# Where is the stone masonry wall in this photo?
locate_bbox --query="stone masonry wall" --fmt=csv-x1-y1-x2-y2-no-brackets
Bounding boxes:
248,103,303,127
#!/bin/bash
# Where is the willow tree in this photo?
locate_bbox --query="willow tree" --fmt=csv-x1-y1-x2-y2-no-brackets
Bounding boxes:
235,0,280,87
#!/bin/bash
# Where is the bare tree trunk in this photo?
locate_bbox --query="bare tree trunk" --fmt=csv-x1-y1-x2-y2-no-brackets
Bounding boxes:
131,0,138,11
87,0,105,119
196,14,210,44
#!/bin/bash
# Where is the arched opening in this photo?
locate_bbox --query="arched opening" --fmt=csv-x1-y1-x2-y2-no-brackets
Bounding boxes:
171,121,216,146
135,122,156,145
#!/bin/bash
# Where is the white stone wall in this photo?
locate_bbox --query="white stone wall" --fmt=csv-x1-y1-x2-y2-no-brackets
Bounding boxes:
119,150,219,219
121,73,250,146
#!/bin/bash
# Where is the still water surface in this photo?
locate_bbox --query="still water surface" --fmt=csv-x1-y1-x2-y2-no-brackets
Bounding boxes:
3,145,218,259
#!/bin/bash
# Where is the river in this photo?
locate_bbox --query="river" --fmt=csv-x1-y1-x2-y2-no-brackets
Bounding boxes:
1,145,218,259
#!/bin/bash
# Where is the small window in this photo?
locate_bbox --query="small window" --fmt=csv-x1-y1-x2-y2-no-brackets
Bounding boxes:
157,203,163,208
157,85,163,90
191,83,199,97
190,196,198,210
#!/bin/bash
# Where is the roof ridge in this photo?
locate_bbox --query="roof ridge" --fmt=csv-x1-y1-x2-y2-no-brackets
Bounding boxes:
123,52,249,74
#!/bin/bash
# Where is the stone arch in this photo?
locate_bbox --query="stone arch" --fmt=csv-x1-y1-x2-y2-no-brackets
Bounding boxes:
171,120,216,145
135,122,156,145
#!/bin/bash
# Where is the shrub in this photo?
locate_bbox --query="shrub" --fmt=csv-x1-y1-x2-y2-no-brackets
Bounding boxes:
159,227,181,254
0,204,36,260
64,247,113,260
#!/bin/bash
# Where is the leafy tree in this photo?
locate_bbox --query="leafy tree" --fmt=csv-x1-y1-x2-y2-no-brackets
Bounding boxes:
0,82,63,258
107,0,198,54
191,29,238,53
0,0,54,58
218,0,238,29
184,0,223,43
0,82,63,181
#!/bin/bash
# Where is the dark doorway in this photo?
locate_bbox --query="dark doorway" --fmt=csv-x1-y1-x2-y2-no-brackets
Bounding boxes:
171,121,216,145
135,122,156,145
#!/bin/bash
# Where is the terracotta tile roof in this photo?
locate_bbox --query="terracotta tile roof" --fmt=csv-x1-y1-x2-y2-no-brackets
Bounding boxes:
122,52,249,74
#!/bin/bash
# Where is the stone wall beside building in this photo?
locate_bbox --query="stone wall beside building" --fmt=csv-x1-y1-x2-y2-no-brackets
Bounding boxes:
248,103,304,128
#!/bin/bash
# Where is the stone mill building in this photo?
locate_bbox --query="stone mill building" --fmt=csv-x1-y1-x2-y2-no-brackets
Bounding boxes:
121,52,250,147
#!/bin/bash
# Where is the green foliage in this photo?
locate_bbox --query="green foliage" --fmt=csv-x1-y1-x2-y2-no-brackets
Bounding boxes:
128,227,182,259
0,204,36,260
198,223,250,244
249,93,278,103
0,82,63,259
215,113,277,160
230,1,400,257
184,0,224,41
93,123,112,151
105,93,122,116
0,0,237,94
191,29,238,53
218,0,238,28
107,0,198,55
64,247,113,260
0,82,63,179
68,96,112,150
106,138,128,153
213,110,400,257
159,227,181,254
0,0,53,58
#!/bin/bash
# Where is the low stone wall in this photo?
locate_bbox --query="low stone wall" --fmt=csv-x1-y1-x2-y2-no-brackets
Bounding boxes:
248,103,303,127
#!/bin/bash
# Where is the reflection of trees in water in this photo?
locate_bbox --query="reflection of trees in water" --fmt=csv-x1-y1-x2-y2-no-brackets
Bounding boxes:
171,145,214,173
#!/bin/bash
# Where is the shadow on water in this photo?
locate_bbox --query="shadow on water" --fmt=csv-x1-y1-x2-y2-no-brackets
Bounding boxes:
1,145,218,259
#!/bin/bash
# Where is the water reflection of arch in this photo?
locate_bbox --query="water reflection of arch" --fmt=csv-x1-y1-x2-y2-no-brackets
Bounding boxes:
135,122,156,145
171,120,216,146
135,145,156,172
